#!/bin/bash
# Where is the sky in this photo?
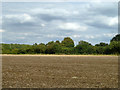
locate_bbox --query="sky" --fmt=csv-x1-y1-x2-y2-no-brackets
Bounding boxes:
1,1,118,45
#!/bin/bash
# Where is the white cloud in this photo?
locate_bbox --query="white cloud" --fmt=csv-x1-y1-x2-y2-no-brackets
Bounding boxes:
5,13,34,23
2,2,118,45
72,35,82,38
85,35,95,39
46,34,59,38
0,16,2,26
98,16,118,27
103,33,117,37
41,24,46,27
21,14,33,23
46,34,65,38
86,15,118,28
31,8,68,15
31,8,79,17
108,17,118,26
59,23,87,31
0,29,5,32
17,37,25,39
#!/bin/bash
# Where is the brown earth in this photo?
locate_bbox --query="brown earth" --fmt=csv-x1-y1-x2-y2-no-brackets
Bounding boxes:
2,55,118,88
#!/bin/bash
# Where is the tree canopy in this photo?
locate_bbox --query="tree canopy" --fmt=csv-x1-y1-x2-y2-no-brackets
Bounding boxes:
61,37,74,47
1,34,120,55
110,34,120,42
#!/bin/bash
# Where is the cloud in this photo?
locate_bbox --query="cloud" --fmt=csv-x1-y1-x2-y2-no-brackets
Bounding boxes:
85,35,95,39
0,16,2,26
85,15,118,30
30,8,79,22
72,35,82,38
0,29,5,32
103,33,117,37
101,16,118,27
41,23,46,27
5,13,34,23
36,14,64,22
58,23,87,31
46,34,62,38
88,2,117,17
31,8,78,17
108,17,118,26
16,37,25,39
2,2,118,45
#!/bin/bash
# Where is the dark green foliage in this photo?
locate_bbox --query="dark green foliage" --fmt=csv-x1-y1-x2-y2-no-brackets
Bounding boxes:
55,40,60,44
26,48,34,54
95,42,108,47
61,47,74,54
46,41,62,54
110,34,120,54
38,43,46,53
109,41,120,54
111,34,120,42
75,41,94,54
1,34,120,55
94,42,109,54
94,46,105,54
2,43,32,54
17,49,26,54
61,37,74,47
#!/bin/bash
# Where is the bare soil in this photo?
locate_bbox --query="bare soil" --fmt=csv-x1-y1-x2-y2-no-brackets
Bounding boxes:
2,55,118,88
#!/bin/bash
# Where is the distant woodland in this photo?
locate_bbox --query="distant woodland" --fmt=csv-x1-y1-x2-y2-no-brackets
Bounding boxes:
1,34,120,55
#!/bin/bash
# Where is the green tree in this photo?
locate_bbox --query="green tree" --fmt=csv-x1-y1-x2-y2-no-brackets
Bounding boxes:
61,47,74,54
95,42,109,54
61,37,74,47
75,41,94,54
109,41,120,54
103,45,112,54
94,46,105,54
111,34,120,42
55,40,60,44
46,41,61,54
12,49,19,54
17,49,26,54
38,43,46,53
95,42,108,47
26,48,34,54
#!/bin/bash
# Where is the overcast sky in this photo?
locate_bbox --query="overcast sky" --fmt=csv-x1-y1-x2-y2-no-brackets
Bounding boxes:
1,2,118,45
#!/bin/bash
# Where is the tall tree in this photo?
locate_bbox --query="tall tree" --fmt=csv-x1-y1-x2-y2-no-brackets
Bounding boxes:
109,41,120,54
110,34,120,42
95,42,108,47
75,41,94,54
61,37,74,47
46,41,61,54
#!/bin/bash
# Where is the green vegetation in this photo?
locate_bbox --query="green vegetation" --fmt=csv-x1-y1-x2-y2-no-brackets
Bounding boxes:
1,34,120,55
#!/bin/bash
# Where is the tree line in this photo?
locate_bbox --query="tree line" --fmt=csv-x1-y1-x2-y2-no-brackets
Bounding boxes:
1,34,120,55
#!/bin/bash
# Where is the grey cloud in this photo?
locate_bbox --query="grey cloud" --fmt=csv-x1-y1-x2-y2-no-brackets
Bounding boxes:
87,2,118,17
36,14,65,22
2,2,118,45
86,21,117,30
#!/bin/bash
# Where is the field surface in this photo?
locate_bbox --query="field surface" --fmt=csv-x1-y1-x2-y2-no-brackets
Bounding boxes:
2,55,118,88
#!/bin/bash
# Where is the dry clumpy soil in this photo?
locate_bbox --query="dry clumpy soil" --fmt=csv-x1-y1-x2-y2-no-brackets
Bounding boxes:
2,55,118,88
